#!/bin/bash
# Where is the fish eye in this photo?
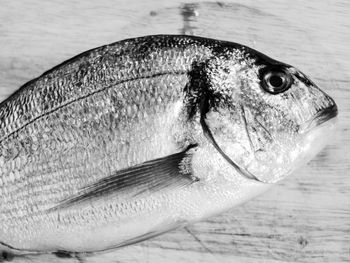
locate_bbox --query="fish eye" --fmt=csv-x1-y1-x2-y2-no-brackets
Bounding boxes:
260,67,293,94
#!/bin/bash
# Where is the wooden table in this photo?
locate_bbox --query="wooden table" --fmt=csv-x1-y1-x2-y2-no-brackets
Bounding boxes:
0,0,349,262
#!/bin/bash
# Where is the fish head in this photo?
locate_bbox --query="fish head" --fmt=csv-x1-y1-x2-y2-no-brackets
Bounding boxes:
201,46,338,183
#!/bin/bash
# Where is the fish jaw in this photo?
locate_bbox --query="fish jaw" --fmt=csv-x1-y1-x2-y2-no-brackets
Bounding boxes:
251,114,338,183
289,115,338,173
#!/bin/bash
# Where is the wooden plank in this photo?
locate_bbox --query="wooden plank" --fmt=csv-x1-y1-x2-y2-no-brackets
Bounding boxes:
0,0,349,262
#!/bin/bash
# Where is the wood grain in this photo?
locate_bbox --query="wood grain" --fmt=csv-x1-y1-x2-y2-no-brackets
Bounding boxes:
0,0,349,262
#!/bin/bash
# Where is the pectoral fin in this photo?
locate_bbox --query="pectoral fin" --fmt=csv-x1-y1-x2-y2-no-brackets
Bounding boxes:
49,144,199,211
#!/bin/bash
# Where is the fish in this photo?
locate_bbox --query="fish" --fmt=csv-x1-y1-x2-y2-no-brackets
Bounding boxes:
0,35,337,258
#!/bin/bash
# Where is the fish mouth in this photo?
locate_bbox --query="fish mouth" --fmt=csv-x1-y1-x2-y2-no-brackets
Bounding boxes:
313,103,338,126
299,103,338,134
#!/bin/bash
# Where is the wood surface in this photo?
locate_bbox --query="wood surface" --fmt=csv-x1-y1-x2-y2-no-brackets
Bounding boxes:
0,0,349,262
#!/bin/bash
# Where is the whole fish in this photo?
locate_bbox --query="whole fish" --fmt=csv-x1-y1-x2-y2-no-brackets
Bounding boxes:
0,35,337,258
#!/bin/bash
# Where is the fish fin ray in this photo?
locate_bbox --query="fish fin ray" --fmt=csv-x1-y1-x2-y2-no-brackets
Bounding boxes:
48,145,199,211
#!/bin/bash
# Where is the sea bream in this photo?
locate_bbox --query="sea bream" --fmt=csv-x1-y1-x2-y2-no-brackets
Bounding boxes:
0,35,337,257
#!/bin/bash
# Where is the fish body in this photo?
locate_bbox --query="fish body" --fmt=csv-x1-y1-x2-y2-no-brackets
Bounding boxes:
0,35,337,255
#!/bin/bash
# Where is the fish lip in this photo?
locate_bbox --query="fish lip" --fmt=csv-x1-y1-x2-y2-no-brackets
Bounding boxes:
299,103,338,134
313,103,338,126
